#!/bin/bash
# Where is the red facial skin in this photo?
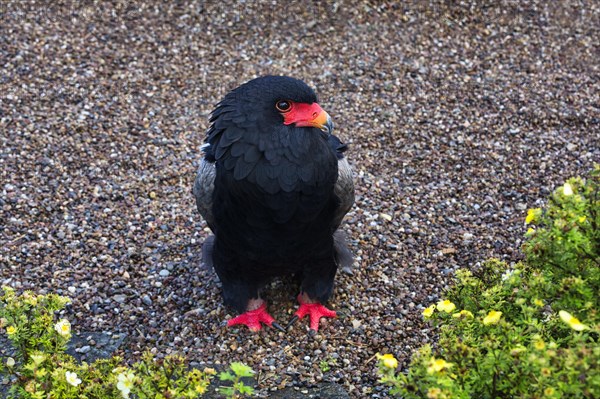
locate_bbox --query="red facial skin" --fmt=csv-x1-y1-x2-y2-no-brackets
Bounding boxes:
281,102,329,130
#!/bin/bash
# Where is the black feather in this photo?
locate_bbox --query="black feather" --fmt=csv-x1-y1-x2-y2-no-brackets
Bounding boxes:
230,142,248,157
243,145,261,163
233,157,254,180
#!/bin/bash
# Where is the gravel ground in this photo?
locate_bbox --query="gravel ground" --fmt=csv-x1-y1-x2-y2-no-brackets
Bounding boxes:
1,1,598,397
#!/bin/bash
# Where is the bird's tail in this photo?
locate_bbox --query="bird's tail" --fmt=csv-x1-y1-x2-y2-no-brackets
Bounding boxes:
201,234,215,269
333,229,354,274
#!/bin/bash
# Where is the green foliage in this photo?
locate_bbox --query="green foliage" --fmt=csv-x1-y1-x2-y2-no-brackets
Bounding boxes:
523,167,600,298
319,356,338,372
378,166,600,398
217,362,255,398
0,287,71,362
0,287,253,399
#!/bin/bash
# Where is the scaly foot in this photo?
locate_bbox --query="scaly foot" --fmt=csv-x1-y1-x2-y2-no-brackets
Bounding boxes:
227,303,283,331
293,294,337,331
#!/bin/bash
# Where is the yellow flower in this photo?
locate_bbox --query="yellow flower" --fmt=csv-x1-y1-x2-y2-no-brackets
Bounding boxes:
65,371,82,387
195,383,207,394
422,304,436,318
562,182,573,196
427,357,453,374
427,387,442,399
452,310,474,319
6,357,15,367
558,310,588,331
533,298,544,307
6,326,17,335
483,310,502,325
116,371,136,398
376,353,398,369
541,367,551,377
54,319,71,337
525,227,535,235
534,339,545,350
544,387,555,396
525,208,541,224
578,216,586,223
436,300,456,313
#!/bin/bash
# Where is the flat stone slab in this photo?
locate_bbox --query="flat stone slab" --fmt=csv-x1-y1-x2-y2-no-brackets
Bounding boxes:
65,331,126,363
267,383,350,399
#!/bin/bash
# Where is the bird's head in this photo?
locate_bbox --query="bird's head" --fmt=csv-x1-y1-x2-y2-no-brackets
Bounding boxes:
212,76,334,134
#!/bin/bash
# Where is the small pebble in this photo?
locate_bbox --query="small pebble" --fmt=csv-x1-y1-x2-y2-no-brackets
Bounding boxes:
142,295,153,306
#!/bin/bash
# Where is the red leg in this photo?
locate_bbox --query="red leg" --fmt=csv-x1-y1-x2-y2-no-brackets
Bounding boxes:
227,303,276,331
294,294,337,331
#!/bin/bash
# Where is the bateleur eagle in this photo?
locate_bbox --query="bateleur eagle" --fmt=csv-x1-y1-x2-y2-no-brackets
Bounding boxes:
193,76,354,331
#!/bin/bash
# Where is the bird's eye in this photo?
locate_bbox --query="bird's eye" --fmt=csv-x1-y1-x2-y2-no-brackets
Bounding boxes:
276,100,292,112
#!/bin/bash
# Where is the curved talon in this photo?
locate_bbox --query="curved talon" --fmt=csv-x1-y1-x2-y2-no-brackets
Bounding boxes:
271,321,286,332
227,303,276,331
285,315,299,330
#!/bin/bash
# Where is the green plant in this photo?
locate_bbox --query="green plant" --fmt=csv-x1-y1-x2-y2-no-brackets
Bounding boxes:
318,356,338,372
377,165,600,398
523,171,599,298
0,287,253,399
217,362,255,398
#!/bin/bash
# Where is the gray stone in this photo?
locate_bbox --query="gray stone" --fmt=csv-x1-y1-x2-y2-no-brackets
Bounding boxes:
142,294,153,306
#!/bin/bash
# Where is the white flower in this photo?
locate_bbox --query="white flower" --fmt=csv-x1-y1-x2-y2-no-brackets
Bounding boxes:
6,357,15,367
65,371,82,387
116,371,136,398
501,269,514,281
563,182,573,196
54,319,71,337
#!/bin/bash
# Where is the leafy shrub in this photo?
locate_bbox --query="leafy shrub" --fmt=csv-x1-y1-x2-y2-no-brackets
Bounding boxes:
217,362,255,398
378,165,599,398
0,287,254,399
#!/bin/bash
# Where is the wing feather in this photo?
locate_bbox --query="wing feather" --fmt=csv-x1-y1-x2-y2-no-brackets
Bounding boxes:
333,154,354,230
193,157,216,229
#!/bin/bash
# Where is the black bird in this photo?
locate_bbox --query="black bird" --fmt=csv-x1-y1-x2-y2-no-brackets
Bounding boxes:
193,76,354,331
